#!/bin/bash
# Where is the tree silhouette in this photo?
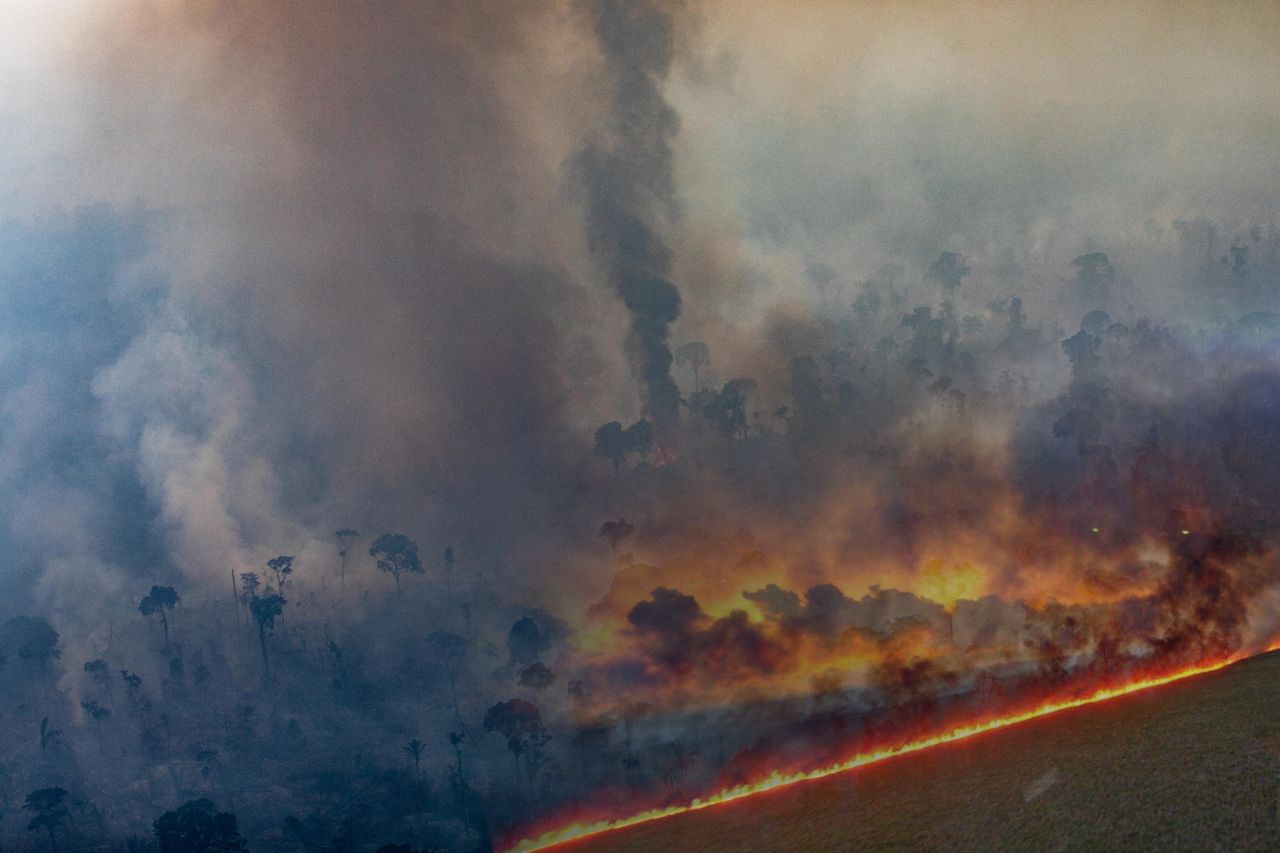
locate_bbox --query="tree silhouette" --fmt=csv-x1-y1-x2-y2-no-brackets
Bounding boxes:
266,555,295,592
519,662,555,691
369,533,423,595
248,593,286,679
507,618,546,668
238,572,259,601
153,798,247,852
334,529,359,604
0,615,61,676
237,573,259,631
39,717,60,756
483,699,546,782
593,421,628,471
598,518,635,553
81,700,111,722
83,658,114,705
926,252,970,292
403,738,424,778
674,341,710,390
623,419,655,464
24,787,68,852
1071,252,1116,303
120,670,142,705
139,585,180,652
661,741,698,792
442,545,456,601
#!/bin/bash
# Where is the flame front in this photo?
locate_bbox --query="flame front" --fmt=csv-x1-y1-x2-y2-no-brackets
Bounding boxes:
506,656,1238,852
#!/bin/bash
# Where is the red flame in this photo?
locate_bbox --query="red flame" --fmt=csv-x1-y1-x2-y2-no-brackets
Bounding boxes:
505,654,1249,852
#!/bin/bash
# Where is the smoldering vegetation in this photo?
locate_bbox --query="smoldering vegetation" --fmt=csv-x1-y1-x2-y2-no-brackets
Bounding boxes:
3,1,1280,851
4,201,1280,851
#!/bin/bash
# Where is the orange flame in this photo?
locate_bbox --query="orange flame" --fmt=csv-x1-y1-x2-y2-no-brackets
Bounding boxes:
506,655,1243,852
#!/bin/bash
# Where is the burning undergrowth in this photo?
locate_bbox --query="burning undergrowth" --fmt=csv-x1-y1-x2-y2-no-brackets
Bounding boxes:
508,301,1280,845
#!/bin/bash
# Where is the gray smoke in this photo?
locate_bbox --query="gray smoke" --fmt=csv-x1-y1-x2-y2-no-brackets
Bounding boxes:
576,0,684,433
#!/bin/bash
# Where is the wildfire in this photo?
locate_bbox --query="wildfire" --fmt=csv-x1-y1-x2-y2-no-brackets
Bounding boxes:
506,656,1242,852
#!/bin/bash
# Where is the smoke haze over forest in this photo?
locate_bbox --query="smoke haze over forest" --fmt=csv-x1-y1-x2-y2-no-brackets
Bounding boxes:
1,1,1280,850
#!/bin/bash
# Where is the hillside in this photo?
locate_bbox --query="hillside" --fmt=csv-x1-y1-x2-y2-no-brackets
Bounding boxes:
570,652,1280,851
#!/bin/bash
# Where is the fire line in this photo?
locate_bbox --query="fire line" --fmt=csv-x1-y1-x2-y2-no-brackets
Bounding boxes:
506,656,1242,852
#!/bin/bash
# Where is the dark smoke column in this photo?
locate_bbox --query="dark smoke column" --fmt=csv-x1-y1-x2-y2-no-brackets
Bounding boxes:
577,0,683,433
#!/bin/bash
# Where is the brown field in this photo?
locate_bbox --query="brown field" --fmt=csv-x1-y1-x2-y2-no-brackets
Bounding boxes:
570,652,1280,852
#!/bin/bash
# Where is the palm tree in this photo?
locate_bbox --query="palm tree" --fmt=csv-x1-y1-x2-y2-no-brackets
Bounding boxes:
249,592,286,679
139,585,180,652
404,739,424,778
335,529,359,604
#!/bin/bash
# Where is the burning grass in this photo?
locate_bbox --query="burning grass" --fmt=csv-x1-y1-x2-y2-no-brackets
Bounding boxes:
506,652,1276,851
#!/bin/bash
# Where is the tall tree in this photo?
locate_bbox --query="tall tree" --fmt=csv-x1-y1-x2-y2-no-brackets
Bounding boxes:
404,739,424,779
369,533,423,595
1071,251,1116,304
0,615,61,677
139,585,180,653
38,717,60,756
593,421,628,471
926,252,970,292
248,593,286,679
482,699,546,782
674,341,711,391
623,419,654,465
266,555,295,592
334,529,359,603
24,787,68,852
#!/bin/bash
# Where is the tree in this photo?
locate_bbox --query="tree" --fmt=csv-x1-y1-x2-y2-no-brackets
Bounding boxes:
674,341,710,390
84,658,113,700
623,419,654,464
519,662,555,691
334,529,359,603
1071,252,1116,303
594,421,628,471
249,593,286,679
0,615,61,675
447,729,473,835
39,717,60,756
661,741,698,792
926,252,970,292
81,700,111,722
266,555,295,592
443,545,456,600
237,573,260,629
598,518,635,553
369,533,423,595
404,739,424,778
120,669,142,701
139,585,180,652
24,787,68,852
507,618,546,667
483,699,546,781
153,798,248,852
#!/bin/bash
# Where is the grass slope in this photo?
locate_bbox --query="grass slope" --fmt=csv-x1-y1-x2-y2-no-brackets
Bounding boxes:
574,652,1280,852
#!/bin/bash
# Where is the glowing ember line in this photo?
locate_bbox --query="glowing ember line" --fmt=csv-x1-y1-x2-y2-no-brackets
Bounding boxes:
506,658,1238,852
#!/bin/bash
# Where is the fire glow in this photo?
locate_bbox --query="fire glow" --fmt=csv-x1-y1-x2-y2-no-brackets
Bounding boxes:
506,656,1241,852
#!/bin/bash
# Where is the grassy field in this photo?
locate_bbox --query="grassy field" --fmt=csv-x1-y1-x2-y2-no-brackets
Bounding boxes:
571,652,1280,852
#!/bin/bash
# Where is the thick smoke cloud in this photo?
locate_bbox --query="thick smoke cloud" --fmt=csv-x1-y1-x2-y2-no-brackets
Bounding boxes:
2,2,1280,850
577,0,684,432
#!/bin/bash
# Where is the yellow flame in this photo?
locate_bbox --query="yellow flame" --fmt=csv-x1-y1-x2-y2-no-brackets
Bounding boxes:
506,657,1237,852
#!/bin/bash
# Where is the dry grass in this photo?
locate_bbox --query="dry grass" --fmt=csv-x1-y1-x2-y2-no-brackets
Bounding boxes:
572,652,1280,852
